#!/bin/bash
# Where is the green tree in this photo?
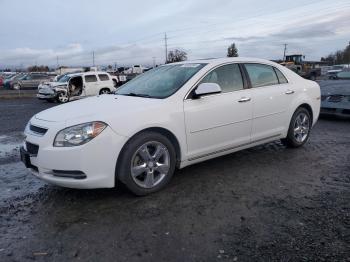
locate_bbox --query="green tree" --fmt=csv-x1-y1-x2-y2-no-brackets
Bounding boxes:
227,43,238,57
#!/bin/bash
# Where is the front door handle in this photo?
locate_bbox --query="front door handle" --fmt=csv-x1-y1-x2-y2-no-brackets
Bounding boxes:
285,89,295,95
238,97,251,103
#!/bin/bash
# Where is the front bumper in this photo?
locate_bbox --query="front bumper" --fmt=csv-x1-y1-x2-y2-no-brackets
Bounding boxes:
22,118,128,189
37,93,57,99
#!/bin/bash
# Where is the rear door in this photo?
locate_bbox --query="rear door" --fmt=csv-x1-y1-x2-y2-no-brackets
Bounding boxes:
244,63,290,141
184,63,253,159
98,73,112,90
84,74,99,96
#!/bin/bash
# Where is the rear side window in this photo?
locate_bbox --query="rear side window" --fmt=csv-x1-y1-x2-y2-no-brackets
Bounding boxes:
245,64,279,88
200,63,244,93
85,75,97,82
98,74,109,81
274,68,288,84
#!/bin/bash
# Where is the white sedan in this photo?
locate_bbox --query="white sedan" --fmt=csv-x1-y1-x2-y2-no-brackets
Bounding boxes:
21,58,320,195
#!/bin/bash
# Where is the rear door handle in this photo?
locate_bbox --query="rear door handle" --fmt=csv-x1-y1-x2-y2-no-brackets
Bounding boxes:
285,90,295,95
238,97,251,103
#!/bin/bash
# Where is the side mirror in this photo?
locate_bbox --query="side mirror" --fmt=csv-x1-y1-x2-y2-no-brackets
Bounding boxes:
193,83,221,98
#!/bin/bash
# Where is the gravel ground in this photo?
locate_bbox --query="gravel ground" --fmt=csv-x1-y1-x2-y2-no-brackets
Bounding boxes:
0,97,349,262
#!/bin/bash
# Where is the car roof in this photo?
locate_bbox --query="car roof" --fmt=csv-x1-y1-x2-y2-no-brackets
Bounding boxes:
170,57,280,67
67,71,110,77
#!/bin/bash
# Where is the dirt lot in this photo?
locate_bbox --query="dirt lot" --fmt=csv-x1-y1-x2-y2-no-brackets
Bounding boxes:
0,97,349,262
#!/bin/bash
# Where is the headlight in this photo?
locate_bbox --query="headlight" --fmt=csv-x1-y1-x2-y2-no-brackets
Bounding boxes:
53,121,107,147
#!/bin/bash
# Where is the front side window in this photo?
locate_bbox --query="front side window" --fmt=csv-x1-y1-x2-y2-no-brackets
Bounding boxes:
245,64,279,88
116,63,206,98
85,75,97,82
199,64,244,93
98,74,109,81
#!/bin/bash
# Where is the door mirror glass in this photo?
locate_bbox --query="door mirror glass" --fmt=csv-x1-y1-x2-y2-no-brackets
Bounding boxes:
194,83,221,97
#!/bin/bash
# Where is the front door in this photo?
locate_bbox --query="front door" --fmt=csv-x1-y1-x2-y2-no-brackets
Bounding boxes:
184,63,253,159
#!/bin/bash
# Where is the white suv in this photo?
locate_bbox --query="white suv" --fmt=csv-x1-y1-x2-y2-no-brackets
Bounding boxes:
37,71,117,103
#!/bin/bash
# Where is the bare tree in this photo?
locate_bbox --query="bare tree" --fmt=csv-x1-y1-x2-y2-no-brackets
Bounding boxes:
167,49,188,63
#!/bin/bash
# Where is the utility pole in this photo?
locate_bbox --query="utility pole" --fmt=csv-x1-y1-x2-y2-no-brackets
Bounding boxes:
164,33,168,64
283,43,287,61
56,56,59,69
92,51,95,67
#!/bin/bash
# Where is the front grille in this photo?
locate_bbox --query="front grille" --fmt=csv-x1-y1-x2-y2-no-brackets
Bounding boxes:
30,124,47,135
26,142,39,155
328,95,343,103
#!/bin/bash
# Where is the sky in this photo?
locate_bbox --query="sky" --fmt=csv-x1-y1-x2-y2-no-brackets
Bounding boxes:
0,0,349,68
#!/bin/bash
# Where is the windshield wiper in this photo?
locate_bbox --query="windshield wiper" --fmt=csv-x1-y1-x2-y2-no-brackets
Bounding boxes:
120,92,152,98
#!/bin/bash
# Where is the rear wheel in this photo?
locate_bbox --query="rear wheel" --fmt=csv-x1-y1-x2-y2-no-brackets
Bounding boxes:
99,88,110,95
281,107,311,148
117,131,176,196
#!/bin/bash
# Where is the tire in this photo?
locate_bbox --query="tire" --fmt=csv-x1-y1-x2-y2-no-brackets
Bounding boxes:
117,131,176,196
99,88,110,95
56,92,69,103
281,107,311,148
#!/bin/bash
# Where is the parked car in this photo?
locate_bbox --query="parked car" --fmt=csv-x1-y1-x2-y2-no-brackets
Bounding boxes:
11,73,53,90
0,76,3,87
37,71,117,103
3,73,26,89
320,80,350,117
21,58,320,195
334,71,350,80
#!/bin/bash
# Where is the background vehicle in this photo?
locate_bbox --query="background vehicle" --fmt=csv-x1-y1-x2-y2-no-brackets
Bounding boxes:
11,73,53,90
3,73,26,89
37,71,117,103
333,70,350,80
23,58,320,195
320,79,350,117
280,54,321,80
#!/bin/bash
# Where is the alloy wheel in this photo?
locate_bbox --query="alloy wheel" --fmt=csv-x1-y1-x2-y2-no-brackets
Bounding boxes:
130,141,170,189
293,112,310,143
58,93,69,103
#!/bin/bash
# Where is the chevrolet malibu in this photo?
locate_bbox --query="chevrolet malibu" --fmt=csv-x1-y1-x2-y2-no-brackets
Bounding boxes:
21,58,321,195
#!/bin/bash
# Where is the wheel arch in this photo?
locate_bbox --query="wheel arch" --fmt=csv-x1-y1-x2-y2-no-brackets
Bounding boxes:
297,103,313,125
115,126,182,184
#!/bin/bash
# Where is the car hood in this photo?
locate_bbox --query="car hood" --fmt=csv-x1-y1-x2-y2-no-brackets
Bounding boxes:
40,81,67,88
34,95,164,124
320,80,350,96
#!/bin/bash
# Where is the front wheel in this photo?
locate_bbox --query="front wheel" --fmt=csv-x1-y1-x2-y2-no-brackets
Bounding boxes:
56,92,69,103
117,131,176,195
281,107,311,148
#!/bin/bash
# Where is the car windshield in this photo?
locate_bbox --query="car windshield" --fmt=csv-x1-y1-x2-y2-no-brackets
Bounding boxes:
116,63,206,98
58,75,70,82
